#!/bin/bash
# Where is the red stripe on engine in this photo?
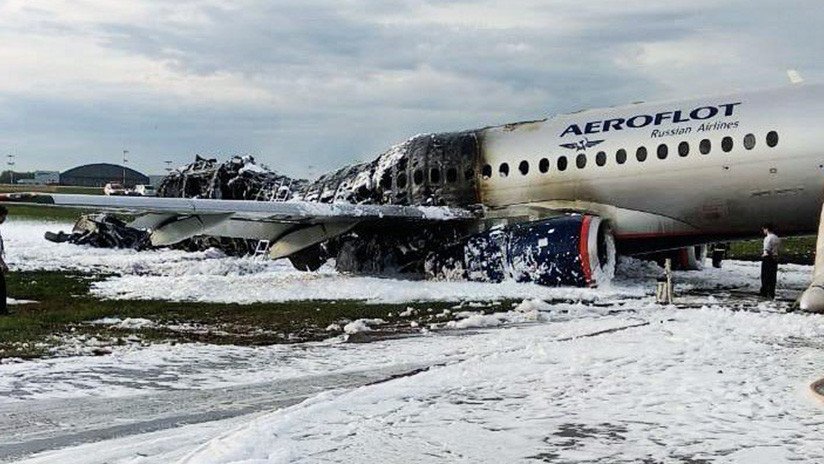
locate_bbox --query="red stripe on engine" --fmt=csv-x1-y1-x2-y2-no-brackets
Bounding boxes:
579,215,594,286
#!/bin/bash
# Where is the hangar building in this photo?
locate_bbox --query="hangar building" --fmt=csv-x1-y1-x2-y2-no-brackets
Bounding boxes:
61,164,150,188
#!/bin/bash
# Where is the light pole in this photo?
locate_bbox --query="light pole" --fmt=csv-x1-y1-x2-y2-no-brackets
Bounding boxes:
6,155,15,185
164,160,173,173
122,150,129,186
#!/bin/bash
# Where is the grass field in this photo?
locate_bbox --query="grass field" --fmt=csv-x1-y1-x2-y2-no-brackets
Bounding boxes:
6,204,93,222
0,184,110,221
727,236,817,265
0,270,502,359
0,184,102,195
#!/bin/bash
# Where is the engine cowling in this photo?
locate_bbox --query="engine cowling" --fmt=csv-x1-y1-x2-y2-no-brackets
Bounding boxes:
461,215,616,287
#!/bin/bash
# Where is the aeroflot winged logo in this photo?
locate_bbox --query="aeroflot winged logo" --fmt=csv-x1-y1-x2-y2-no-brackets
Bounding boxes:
559,102,742,138
559,138,604,152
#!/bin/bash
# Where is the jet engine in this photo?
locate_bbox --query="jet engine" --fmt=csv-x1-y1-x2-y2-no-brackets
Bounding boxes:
453,215,616,287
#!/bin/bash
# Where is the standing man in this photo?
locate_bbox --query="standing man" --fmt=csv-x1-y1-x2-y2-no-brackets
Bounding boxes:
0,206,7,315
760,223,781,299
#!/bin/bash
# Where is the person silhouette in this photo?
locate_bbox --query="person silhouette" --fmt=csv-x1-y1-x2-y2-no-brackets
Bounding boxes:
760,223,780,300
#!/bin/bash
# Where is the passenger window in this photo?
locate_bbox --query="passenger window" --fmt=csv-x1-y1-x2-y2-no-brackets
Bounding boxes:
430,168,441,184
700,139,711,155
616,149,627,164
636,146,647,162
722,136,733,153
539,158,550,173
557,156,568,171
446,167,457,183
397,173,408,189
576,154,587,169
657,144,668,160
678,141,689,157
464,167,474,181
499,163,510,177
413,169,424,185
596,151,606,167
744,134,756,150
519,160,529,175
482,164,492,179
766,131,779,148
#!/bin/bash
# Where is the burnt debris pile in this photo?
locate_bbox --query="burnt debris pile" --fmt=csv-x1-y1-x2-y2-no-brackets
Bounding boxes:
46,155,305,256
159,155,307,201
45,214,151,250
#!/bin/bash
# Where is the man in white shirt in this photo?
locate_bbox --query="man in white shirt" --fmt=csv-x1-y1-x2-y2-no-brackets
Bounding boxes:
760,223,780,299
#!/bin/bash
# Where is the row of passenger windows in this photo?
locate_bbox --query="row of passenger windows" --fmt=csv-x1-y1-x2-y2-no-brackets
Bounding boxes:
391,165,476,189
481,131,780,179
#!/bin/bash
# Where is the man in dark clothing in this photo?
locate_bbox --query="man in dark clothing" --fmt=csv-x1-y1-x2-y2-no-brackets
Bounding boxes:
760,224,780,299
0,206,7,314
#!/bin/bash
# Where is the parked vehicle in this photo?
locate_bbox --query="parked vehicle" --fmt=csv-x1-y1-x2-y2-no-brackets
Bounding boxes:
132,185,156,196
103,182,127,196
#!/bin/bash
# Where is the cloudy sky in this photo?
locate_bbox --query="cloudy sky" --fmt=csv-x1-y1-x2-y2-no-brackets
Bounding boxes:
1,0,821,177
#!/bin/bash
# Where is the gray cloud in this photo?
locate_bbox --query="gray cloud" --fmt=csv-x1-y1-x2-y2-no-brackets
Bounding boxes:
1,0,822,176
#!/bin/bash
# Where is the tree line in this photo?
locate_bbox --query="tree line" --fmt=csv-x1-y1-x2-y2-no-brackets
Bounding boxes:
0,171,35,184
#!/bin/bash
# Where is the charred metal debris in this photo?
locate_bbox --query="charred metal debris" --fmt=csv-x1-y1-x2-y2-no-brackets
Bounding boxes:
46,132,485,262
295,130,481,207
46,155,308,255
157,155,307,202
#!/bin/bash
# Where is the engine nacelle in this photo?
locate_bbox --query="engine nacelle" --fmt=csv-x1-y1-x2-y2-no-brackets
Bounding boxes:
461,215,616,287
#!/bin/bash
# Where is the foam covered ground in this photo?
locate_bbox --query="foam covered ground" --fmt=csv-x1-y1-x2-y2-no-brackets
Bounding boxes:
5,220,811,304
3,219,823,463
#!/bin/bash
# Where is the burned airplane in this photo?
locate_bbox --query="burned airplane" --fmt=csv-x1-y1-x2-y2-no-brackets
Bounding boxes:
6,83,824,310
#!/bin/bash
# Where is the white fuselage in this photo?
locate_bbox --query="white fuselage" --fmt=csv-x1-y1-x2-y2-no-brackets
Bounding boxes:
478,84,824,249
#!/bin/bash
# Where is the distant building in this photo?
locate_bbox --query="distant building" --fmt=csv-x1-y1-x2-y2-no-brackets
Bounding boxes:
17,171,60,185
36,171,60,185
60,163,149,188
